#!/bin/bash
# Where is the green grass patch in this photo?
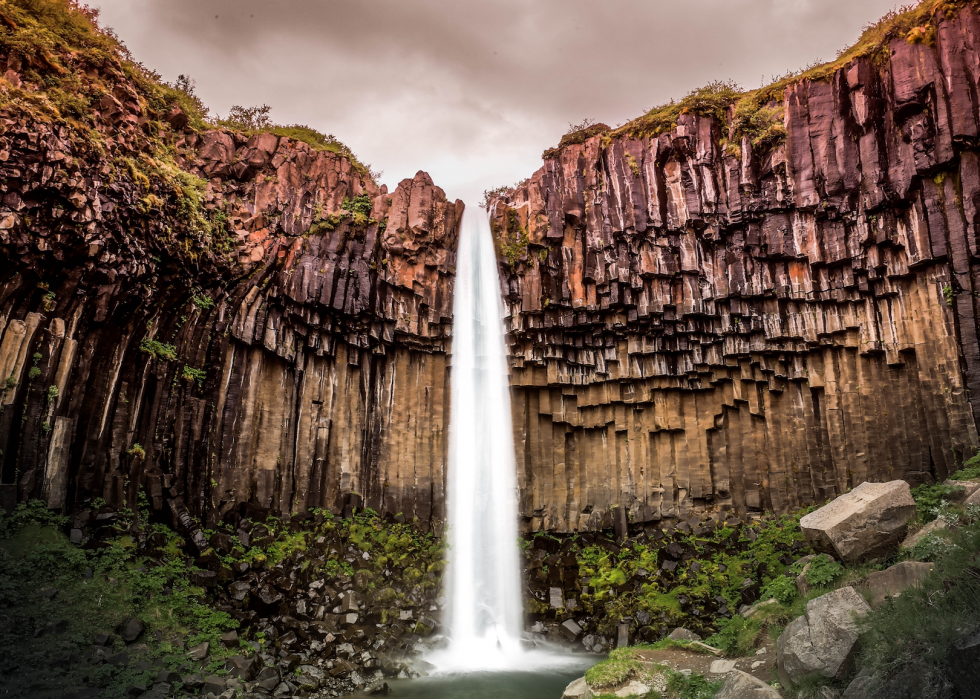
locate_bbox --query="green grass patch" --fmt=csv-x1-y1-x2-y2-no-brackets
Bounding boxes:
584,647,643,688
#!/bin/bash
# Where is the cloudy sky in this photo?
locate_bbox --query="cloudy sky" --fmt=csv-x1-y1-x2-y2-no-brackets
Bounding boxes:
94,0,901,203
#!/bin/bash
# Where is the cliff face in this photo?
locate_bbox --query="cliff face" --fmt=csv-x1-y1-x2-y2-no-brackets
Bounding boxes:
490,2,980,532
0,4,462,524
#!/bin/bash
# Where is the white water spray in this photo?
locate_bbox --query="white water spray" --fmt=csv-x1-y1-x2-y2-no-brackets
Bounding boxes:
436,205,524,670
430,206,577,674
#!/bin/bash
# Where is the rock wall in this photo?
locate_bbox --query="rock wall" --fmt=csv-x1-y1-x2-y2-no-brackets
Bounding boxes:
490,4,980,532
0,57,462,523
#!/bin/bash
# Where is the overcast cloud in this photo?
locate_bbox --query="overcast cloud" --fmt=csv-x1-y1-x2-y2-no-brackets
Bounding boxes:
93,0,901,203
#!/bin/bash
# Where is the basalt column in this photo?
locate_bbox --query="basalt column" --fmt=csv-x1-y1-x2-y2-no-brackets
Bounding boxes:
490,4,980,533
0,87,462,523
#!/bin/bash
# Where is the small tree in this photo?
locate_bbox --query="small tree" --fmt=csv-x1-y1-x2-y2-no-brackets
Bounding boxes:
224,104,273,131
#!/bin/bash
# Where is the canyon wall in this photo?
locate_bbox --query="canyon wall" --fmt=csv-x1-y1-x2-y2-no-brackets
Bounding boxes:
0,27,461,523
490,4,980,532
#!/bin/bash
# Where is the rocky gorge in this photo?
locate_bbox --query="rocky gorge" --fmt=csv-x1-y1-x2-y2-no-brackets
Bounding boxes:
3,0,980,697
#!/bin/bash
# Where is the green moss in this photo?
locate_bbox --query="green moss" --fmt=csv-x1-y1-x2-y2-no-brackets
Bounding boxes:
180,365,206,387
497,208,530,267
139,337,177,362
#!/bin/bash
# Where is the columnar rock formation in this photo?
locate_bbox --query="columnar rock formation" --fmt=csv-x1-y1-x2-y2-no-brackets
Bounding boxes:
490,3,980,532
0,20,462,523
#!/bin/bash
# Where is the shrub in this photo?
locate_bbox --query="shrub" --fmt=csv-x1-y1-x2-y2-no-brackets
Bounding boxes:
761,575,798,604
856,520,980,695
139,337,177,361
911,483,966,523
803,554,844,587
951,453,980,481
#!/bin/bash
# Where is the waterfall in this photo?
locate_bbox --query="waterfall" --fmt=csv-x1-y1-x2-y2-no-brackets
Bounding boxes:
438,205,524,670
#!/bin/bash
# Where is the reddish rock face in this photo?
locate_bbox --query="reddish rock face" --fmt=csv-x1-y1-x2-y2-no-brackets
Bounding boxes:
490,5,980,532
0,59,461,523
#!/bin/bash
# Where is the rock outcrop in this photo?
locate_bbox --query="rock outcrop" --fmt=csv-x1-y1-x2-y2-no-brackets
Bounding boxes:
0,2,462,524
489,2,980,532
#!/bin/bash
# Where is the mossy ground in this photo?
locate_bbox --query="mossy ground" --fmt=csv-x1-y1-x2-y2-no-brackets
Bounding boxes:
0,500,446,698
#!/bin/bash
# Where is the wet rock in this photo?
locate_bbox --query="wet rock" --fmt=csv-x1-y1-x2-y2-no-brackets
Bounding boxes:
800,481,915,563
364,679,390,695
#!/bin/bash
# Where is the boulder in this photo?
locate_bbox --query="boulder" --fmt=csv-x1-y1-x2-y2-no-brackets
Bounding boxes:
800,481,915,563
562,677,594,699
709,659,737,674
841,669,874,699
560,619,583,642
945,479,980,504
667,627,701,642
966,486,980,507
613,680,650,697
776,587,871,686
118,617,144,643
187,642,209,661
946,626,980,699
900,519,946,549
714,670,782,698
858,561,933,607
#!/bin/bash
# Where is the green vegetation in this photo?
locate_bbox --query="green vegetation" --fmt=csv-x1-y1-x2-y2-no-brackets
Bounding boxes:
911,481,966,522
219,103,377,180
858,517,980,695
191,291,215,312
496,207,531,267
180,365,206,387
798,553,844,587
46,384,58,402
0,501,240,698
950,451,980,480
126,443,146,459
573,510,813,640
585,646,642,688
138,337,177,361
545,0,975,162
305,193,378,237
585,648,722,699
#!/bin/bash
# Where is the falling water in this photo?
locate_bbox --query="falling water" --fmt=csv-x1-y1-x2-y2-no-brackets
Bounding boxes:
435,205,525,670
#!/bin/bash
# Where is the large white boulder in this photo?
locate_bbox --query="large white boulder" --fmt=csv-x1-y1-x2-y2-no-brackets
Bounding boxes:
800,481,915,563
714,670,782,698
776,587,871,687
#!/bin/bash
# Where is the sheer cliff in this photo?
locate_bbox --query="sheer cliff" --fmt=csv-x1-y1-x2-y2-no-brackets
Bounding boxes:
490,0,980,532
0,1,461,524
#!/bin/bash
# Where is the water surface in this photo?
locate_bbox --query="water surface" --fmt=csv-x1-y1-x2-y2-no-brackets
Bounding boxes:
349,661,595,699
